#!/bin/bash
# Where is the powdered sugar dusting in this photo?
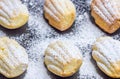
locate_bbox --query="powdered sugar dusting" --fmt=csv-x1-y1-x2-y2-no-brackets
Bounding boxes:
19,12,105,79
0,0,118,79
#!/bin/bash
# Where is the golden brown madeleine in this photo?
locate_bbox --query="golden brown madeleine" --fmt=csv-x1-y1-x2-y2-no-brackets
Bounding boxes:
44,40,82,77
92,37,120,78
91,0,120,33
44,0,76,31
0,37,28,78
0,0,29,29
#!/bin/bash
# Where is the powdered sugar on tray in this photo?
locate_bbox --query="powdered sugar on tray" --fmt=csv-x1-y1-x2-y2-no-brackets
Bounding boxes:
16,12,105,79
0,0,116,79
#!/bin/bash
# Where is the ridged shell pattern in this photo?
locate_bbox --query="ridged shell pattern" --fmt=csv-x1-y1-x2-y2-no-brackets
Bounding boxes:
0,0,29,29
92,37,120,78
91,0,120,33
44,0,76,31
0,37,28,78
45,40,82,77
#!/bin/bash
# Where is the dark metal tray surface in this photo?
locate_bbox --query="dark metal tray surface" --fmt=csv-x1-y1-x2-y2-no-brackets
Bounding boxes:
0,0,119,79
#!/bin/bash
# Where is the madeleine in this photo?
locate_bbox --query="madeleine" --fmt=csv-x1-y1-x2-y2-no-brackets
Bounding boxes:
0,0,29,29
0,37,28,78
44,40,82,77
44,0,76,31
91,0,120,33
92,37,120,78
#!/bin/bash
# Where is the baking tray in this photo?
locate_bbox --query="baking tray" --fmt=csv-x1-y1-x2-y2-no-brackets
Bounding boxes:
0,0,119,79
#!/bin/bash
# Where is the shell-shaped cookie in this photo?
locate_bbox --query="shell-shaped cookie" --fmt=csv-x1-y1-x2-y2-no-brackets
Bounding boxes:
91,0,120,33
44,40,82,77
44,0,76,31
92,37,120,78
0,37,28,78
0,0,29,29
